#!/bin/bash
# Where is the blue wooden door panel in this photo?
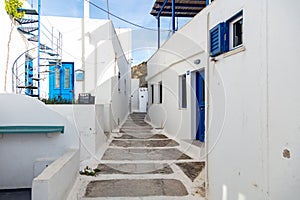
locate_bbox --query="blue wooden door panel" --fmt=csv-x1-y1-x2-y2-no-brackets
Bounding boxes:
49,62,74,102
196,71,205,142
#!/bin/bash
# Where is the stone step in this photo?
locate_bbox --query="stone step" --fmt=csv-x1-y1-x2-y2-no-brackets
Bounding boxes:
110,139,179,148
101,148,192,161
84,179,188,198
95,163,173,174
114,134,168,140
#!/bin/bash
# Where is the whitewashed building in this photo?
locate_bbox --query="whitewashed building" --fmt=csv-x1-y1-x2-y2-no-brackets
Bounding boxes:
0,1,132,198
147,0,300,199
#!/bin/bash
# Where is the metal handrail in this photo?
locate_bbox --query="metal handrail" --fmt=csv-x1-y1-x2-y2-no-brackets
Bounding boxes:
11,47,37,92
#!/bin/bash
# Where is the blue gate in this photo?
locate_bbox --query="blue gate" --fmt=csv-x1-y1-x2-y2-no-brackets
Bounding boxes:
49,62,74,102
196,71,205,142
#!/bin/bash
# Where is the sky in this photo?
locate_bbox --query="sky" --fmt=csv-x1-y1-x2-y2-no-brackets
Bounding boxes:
28,0,191,65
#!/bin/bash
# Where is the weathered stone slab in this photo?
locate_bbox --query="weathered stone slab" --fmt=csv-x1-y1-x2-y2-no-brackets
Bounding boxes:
96,163,173,174
120,129,153,134
176,162,205,181
102,148,192,160
110,139,179,147
114,134,168,140
85,179,188,197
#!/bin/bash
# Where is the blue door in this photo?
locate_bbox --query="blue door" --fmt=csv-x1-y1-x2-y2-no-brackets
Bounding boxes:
196,71,205,142
49,62,74,102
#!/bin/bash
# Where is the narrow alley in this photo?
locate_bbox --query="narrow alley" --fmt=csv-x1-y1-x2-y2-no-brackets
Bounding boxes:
70,113,205,199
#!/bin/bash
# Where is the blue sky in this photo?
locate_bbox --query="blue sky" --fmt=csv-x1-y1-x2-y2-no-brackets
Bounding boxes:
28,0,190,65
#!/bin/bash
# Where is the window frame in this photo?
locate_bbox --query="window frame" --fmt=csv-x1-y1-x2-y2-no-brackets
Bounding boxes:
118,72,121,92
158,81,162,104
209,10,243,57
124,79,127,95
229,15,243,50
64,68,70,89
179,74,187,109
55,67,60,89
151,84,154,104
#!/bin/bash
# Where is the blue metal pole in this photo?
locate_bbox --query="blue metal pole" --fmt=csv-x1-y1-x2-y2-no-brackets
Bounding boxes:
156,0,168,48
37,0,41,98
156,0,168,19
172,0,175,33
206,0,210,6
158,16,160,48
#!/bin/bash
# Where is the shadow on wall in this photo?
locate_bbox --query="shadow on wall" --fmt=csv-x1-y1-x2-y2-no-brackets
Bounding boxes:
146,104,166,129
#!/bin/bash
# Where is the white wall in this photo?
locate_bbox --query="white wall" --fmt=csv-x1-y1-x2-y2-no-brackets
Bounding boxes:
47,105,107,161
115,28,132,61
131,79,139,113
40,17,132,101
147,12,207,137
32,149,79,200
146,0,300,199
0,94,79,189
267,1,300,199
94,21,131,129
13,16,132,129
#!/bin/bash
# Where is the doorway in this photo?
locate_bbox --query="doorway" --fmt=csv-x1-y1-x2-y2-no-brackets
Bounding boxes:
195,70,205,142
49,62,74,102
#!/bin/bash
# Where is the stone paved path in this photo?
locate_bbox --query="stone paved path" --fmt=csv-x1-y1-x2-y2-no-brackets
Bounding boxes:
70,113,205,199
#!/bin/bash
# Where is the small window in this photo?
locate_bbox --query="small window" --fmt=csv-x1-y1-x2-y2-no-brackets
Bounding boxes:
209,10,243,57
151,85,154,104
118,72,121,92
124,79,127,95
158,82,162,104
179,74,187,108
55,68,60,88
75,71,84,81
65,68,70,88
231,17,243,49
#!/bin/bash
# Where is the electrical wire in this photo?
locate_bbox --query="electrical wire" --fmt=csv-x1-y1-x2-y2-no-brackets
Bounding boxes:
85,0,170,32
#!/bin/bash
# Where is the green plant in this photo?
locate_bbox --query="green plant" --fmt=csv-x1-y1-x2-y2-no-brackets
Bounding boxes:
40,97,73,104
79,166,100,176
4,0,25,92
5,0,25,19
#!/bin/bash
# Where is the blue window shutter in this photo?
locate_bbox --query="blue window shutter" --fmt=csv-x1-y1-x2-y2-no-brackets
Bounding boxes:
210,22,227,57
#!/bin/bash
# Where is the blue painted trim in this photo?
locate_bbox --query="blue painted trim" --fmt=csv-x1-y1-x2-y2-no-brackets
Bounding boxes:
226,10,243,24
206,0,209,6
209,22,226,57
209,10,243,57
0,126,64,134
225,10,243,51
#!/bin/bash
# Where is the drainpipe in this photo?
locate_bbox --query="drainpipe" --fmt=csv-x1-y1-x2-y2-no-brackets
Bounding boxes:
82,0,90,93
205,11,210,200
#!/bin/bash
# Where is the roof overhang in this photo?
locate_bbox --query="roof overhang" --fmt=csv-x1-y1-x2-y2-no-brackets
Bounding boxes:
150,0,207,18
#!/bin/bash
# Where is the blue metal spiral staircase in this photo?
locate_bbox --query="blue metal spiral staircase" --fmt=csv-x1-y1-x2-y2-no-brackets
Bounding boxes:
12,1,62,98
